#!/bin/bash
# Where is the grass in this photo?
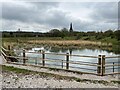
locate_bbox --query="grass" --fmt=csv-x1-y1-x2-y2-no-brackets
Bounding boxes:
2,65,120,85
2,37,112,47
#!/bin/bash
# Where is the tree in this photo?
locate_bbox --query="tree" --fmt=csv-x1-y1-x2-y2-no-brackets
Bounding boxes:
49,29,62,37
61,28,68,33
10,32,13,37
61,28,69,37
114,30,120,40
75,32,84,40
87,31,96,36
104,29,114,37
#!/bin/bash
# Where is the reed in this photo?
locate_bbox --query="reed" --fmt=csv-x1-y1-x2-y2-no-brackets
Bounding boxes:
2,38,113,51
27,40,112,47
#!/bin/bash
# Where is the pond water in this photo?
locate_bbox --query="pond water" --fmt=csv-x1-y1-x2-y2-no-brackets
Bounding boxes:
15,46,119,74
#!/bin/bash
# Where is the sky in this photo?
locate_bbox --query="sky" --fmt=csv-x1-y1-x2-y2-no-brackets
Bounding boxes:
0,0,119,32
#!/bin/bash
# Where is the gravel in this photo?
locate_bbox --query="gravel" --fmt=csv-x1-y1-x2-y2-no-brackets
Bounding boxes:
4,63,119,81
1,71,118,88
1,63,119,88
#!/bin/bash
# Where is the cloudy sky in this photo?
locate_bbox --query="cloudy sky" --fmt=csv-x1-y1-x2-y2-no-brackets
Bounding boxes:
1,0,118,32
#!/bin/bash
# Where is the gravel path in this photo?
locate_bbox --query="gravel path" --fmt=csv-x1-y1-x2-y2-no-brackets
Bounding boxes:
1,63,119,88
2,71,118,88
4,63,119,82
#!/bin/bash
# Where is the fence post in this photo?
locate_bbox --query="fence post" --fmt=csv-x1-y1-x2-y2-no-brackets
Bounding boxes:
101,55,105,76
23,49,26,64
42,50,45,66
97,55,101,76
35,57,37,65
62,60,63,68
8,45,11,56
7,45,11,62
66,53,69,69
113,62,114,73
8,45,10,50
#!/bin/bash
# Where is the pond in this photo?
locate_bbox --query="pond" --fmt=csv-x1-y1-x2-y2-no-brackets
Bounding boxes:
14,46,119,74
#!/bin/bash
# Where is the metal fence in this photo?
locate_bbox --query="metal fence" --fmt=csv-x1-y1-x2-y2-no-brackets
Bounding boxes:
1,45,120,76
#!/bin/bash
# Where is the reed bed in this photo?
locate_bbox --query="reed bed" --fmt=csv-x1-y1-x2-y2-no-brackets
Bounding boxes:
2,39,113,51
27,40,112,47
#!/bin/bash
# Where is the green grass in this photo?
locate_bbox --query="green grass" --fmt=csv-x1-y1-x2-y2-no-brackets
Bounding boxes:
2,65,120,85
101,37,118,44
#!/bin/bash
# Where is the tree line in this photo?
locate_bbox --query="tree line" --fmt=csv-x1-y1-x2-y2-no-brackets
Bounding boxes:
2,28,120,41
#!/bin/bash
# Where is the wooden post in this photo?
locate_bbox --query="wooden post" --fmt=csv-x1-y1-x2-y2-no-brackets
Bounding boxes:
97,55,101,76
113,62,114,73
35,57,37,65
62,60,63,68
8,45,10,50
66,53,69,69
42,50,45,66
7,45,11,61
101,55,105,76
8,45,11,56
23,49,26,64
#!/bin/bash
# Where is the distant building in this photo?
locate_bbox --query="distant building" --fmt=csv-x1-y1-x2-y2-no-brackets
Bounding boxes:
69,23,73,32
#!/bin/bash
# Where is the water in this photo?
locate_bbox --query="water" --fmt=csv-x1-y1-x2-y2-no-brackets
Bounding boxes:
15,46,119,74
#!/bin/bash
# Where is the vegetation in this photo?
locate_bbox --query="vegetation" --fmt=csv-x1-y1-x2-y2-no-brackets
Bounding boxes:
2,29,120,42
1,29,120,54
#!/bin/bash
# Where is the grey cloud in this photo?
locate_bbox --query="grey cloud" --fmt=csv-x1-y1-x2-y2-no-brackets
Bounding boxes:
2,2,59,23
2,2,70,29
90,2,118,23
2,2,118,32
31,2,59,9
44,10,70,27
2,2,35,22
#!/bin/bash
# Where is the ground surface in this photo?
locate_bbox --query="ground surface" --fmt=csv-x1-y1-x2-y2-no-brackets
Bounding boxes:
2,70,118,88
1,64,119,88
0,56,2,64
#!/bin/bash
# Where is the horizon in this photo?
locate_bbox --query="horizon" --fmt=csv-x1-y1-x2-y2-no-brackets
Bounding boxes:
1,28,118,33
